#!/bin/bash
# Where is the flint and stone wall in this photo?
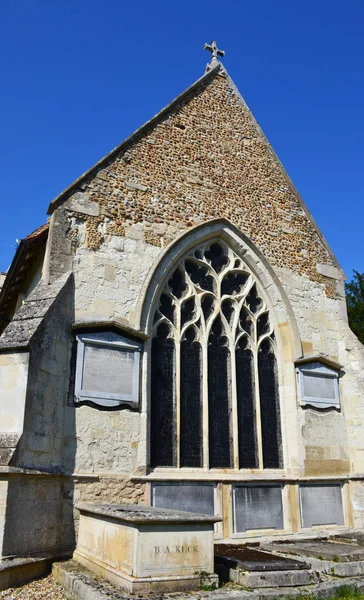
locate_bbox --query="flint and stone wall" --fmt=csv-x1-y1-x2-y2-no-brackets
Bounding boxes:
47,65,364,526
1,64,364,553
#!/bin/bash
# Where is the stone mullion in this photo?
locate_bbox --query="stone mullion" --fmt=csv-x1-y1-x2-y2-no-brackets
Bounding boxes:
252,320,264,470
200,267,216,471
175,302,181,469
230,342,239,469
220,303,239,472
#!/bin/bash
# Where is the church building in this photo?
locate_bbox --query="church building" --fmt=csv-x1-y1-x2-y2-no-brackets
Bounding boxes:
0,43,364,567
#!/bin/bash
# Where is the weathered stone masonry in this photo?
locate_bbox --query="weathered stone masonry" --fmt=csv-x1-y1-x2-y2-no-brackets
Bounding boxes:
54,66,338,298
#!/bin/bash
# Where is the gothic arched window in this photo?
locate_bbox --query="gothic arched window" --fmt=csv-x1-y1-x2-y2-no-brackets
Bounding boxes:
150,240,282,470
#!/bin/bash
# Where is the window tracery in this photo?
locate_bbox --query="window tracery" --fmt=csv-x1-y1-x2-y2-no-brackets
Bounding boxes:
150,240,282,470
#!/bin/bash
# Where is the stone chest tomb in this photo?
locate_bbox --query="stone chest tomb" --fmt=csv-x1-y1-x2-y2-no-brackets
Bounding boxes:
74,504,220,592
0,42,363,589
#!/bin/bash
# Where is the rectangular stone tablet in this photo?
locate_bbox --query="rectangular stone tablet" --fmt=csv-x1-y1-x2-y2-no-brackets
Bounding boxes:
152,483,215,515
83,344,134,396
299,484,344,527
233,485,283,532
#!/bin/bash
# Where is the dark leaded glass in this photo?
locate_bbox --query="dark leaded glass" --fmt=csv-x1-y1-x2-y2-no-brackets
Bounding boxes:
239,306,253,336
221,299,234,325
150,325,176,467
236,344,257,468
208,317,232,468
168,268,186,299
185,260,215,293
221,272,248,296
180,331,202,467
159,293,175,324
201,295,214,321
258,340,282,469
181,297,195,327
204,242,229,273
246,285,263,314
257,312,270,338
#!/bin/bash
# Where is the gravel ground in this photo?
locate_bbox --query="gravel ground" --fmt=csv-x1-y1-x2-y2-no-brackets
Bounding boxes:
0,575,67,599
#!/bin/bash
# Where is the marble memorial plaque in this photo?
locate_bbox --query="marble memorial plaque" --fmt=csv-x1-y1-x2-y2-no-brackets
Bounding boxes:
82,345,134,395
300,484,344,527
152,483,215,515
233,485,283,532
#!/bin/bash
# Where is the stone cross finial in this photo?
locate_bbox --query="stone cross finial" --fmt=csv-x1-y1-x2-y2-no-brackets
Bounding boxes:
204,40,225,64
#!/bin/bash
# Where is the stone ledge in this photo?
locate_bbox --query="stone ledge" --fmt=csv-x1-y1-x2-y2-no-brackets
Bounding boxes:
0,549,72,592
76,503,222,524
71,318,148,340
230,568,319,588
131,472,352,482
0,466,99,479
0,557,51,591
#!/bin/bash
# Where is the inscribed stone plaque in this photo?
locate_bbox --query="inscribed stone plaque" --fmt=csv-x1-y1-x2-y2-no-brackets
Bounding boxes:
82,344,134,396
300,484,344,527
303,373,336,400
233,485,283,532
152,484,215,515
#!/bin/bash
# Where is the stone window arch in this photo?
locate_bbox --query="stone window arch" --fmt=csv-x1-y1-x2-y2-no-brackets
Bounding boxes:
150,239,282,470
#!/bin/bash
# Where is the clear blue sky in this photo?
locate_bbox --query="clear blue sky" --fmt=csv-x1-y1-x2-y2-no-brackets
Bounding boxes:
0,0,363,280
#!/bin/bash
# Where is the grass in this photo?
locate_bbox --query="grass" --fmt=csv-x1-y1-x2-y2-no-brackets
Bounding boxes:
294,587,364,600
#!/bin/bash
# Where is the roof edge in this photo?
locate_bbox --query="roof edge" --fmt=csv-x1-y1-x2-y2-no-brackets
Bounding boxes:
47,63,224,215
0,224,49,327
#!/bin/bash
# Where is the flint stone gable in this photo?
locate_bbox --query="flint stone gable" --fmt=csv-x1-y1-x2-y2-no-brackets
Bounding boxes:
0,59,363,575
51,65,341,297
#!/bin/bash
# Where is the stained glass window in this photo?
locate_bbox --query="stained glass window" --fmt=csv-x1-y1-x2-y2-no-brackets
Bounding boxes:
150,240,282,470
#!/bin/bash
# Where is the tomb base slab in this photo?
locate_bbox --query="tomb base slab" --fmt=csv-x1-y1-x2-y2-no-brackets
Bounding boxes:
230,568,319,588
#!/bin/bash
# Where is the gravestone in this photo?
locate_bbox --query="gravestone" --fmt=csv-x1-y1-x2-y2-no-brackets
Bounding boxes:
300,484,344,527
73,503,220,593
233,485,283,532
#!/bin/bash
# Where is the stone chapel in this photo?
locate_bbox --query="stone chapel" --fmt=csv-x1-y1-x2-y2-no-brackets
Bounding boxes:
0,45,364,569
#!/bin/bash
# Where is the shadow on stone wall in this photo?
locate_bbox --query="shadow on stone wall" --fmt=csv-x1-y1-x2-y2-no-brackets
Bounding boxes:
3,276,76,557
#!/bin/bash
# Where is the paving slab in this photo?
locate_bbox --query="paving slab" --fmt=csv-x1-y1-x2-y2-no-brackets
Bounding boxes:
259,540,364,562
259,541,364,577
